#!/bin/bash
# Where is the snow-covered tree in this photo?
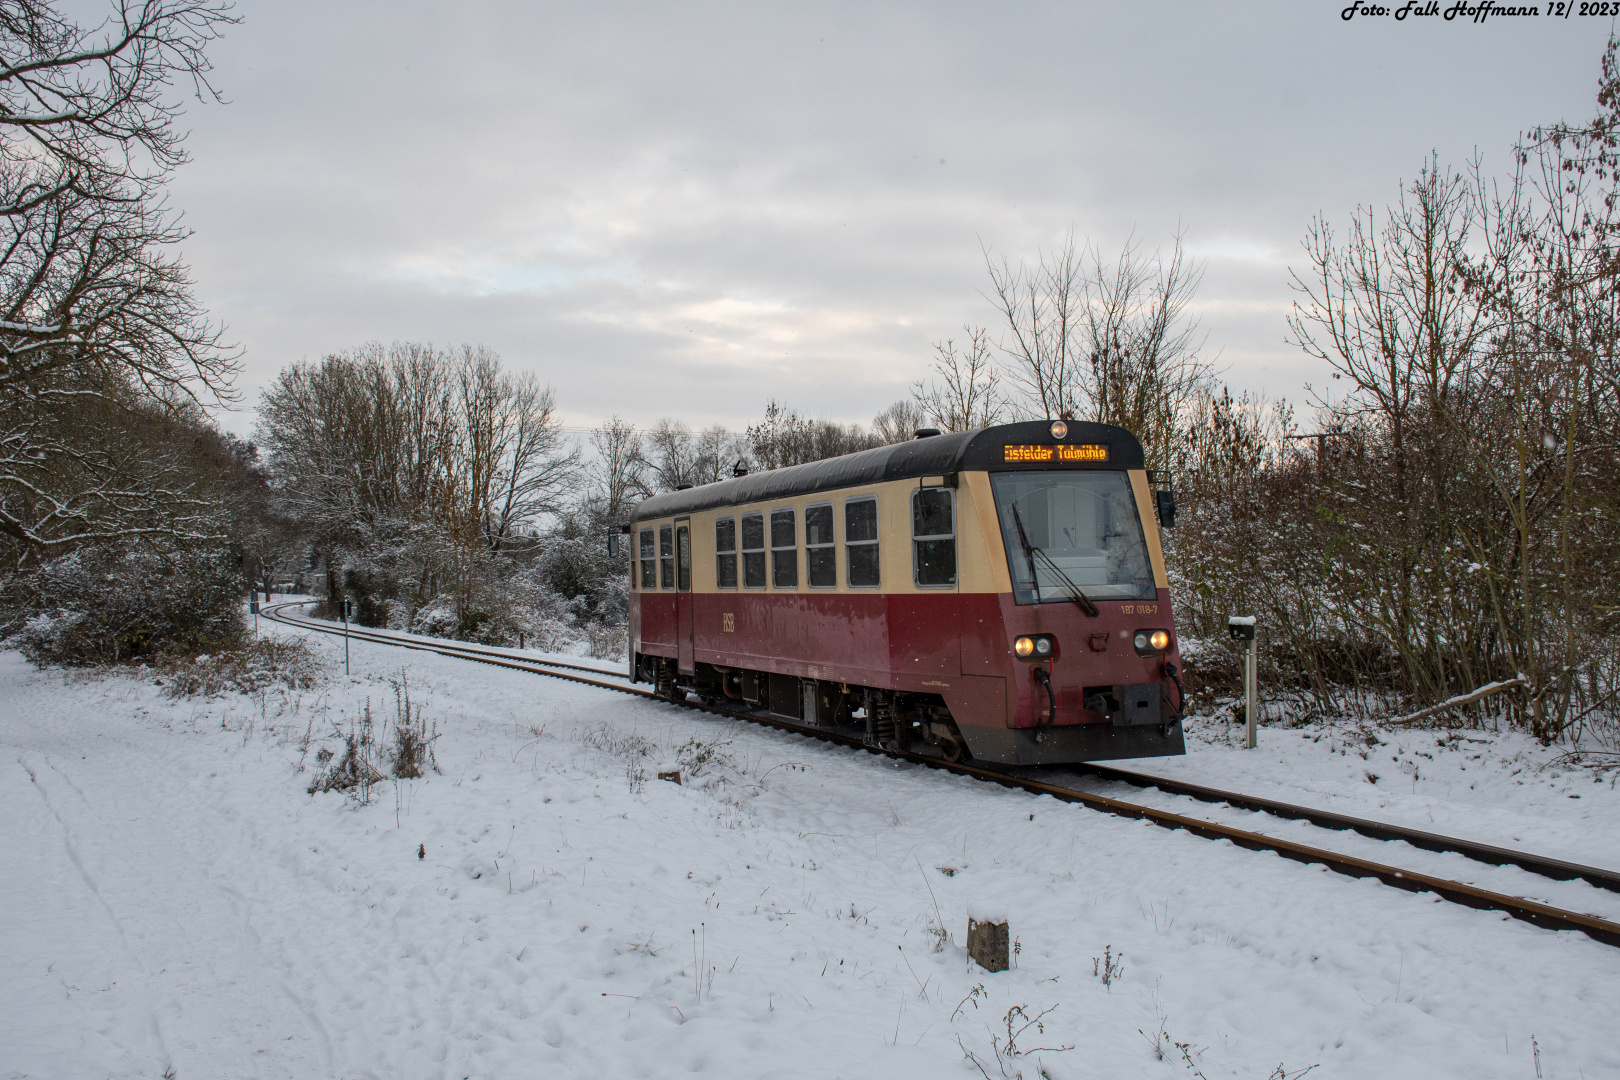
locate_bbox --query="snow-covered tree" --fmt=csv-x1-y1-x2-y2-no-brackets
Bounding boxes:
0,0,238,557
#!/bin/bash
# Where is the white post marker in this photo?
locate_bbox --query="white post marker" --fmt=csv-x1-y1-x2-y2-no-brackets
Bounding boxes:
343,598,352,676
1228,615,1258,749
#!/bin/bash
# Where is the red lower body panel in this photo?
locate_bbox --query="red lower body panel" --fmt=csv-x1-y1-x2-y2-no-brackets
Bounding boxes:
631,588,1182,735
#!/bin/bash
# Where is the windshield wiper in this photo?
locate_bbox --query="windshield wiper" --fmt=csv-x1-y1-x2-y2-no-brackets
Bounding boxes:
1010,504,1043,604
1011,505,1100,617
1032,546,1100,617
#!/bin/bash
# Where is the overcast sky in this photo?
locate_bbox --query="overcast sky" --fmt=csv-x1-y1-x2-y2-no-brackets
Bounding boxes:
162,1,1612,440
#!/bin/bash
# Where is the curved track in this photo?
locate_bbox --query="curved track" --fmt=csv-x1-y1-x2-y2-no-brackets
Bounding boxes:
262,600,1620,949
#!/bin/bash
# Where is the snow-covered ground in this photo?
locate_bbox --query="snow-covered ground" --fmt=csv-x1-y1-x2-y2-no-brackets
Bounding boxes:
3,620,1617,1080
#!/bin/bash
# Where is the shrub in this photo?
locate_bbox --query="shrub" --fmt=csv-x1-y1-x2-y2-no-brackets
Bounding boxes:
410,595,459,638
158,635,324,698
6,544,246,666
308,704,387,801
388,672,439,778
583,621,625,661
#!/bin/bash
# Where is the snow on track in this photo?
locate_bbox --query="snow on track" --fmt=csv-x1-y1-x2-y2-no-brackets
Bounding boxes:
3,629,1616,1079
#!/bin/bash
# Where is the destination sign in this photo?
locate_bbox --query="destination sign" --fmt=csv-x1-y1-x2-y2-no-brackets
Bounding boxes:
1002,443,1109,463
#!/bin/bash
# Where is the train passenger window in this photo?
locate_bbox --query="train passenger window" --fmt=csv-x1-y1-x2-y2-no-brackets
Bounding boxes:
677,525,691,591
659,524,674,589
715,517,737,589
912,488,956,587
804,503,835,588
845,496,879,588
638,528,656,590
771,508,798,588
741,512,766,588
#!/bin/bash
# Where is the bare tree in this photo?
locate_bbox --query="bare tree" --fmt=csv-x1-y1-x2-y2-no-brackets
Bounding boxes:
0,0,236,214
690,423,740,485
0,1,238,556
871,398,926,444
912,325,1003,432
1289,158,1485,484
984,232,1087,422
984,231,1209,468
256,342,576,620
1444,47,1620,739
1082,236,1209,469
644,418,699,491
588,415,649,519
454,350,577,553
746,399,878,470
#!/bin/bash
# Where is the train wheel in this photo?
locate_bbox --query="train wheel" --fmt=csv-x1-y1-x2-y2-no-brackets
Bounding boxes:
939,734,967,764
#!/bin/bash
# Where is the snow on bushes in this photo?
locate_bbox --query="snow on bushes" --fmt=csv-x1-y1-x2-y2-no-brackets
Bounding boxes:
156,636,324,698
5,544,246,666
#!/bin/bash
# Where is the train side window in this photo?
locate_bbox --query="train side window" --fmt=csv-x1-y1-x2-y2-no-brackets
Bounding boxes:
845,496,879,588
638,528,656,590
659,524,674,589
771,507,798,588
676,525,691,591
741,512,766,588
804,503,835,588
912,488,956,587
715,517,737,589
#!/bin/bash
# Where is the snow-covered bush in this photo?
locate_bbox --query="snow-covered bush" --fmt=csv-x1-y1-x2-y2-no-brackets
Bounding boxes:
585,621,627,661
409,595,459,638
503,564,577,650
158,636,324,698
6,544,246,666
383,598,411,630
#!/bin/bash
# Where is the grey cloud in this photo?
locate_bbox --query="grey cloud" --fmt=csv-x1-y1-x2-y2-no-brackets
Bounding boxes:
169,0,1609,438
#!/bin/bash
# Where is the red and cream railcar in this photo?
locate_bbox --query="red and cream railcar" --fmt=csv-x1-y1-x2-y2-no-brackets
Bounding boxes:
624,420,1185,765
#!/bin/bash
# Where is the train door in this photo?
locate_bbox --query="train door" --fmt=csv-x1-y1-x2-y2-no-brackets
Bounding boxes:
675,518,695,673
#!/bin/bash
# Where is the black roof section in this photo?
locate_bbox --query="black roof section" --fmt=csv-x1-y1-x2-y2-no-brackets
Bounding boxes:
628,420,1144,522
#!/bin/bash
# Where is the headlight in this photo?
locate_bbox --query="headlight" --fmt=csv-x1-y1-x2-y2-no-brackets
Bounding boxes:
1133,629,1172,656
1014,634,1055,660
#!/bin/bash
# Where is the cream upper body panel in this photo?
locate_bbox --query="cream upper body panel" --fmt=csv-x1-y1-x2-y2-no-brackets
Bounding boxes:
636,474,996,595
632,466,1167,597
1128,469,1170,590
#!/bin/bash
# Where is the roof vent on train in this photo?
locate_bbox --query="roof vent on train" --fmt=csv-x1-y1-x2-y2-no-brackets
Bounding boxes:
913,427,942,438
676,483,694,490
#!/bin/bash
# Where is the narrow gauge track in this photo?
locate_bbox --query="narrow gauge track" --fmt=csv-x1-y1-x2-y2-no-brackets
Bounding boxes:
263,600,1620,949
1073,763,1620,894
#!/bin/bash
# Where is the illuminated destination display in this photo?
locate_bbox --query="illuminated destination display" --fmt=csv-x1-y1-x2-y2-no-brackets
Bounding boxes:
1002,443,1109,463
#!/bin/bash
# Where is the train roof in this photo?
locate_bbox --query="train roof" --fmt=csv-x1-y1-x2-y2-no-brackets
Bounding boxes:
627,419,1144,522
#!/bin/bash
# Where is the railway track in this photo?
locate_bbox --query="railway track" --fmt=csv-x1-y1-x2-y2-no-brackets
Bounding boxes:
1072,762,1620,894
262,600,1620,949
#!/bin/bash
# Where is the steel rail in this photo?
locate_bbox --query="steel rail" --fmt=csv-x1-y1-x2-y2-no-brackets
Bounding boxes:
1073,762,1620,893
261,601,1620,949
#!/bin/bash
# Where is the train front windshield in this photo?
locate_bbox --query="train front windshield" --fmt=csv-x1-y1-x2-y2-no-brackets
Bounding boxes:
990,471,1155,604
